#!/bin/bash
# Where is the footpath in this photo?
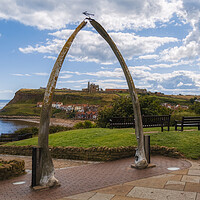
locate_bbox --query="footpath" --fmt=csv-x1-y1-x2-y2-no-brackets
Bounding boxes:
61,159,200,200
0,155,199,200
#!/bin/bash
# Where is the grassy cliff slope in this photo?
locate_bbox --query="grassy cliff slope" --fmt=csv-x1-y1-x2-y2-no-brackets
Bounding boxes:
0,89,118,116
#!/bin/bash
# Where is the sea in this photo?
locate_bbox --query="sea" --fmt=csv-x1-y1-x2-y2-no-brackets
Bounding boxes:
0,100,37,135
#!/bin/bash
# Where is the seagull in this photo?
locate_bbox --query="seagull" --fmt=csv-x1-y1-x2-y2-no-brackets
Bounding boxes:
82,11,94,18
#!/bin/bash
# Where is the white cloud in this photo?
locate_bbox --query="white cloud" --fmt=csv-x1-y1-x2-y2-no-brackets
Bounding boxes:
59,74,73,79
19,38,65,54
159,0,200,63
0,90,14,100
0,0,183,31
12,73,31,77
3,0,200,95
0,90,13,94
33,72,49,76
177,82,184,87
149,60,193,68
97,79,126,83
94,82,128,89
43,55,57,60
101,62,114,65
58,79,89,84
58,65,200,94
61,68,125,78
160,41,199,62
19,29,178,64
138,54,159,60
131,66,151,71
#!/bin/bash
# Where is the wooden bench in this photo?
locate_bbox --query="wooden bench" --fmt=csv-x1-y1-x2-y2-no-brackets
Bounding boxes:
110,115,171,132
175,116,200,131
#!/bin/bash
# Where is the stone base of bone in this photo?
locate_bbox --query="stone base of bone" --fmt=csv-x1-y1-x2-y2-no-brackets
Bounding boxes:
32,176,60,191
131,163,156,169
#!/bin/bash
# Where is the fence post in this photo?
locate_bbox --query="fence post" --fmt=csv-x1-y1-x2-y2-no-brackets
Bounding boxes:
31,147,42,187
144,135,150,164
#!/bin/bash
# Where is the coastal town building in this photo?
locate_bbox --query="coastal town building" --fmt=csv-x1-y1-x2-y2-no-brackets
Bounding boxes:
75,111,98,120
37,102,43,108
161,103,189,110
37,102,63,109
37,102,99,120
52,102,63,109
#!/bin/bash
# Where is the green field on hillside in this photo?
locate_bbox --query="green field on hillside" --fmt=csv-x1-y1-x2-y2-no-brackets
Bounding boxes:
5,127,200,159
0,89,119,116
1,88,199,116
0,103,41,116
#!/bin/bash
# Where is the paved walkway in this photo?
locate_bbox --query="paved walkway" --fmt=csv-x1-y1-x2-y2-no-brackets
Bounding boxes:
61,159,200,200
0,155,193,200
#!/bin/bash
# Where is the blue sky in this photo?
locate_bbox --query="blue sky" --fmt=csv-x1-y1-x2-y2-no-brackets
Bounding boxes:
0,0,200,100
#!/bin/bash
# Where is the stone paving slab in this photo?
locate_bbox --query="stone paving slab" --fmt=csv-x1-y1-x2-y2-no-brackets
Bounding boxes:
170,168,189,175
196,193,200,200
89,193,115,200
62,192,96,200
184,182,200,193
124,173,183,189
111,196,149,200
127,186,197,200
182,175,200,183
188,169,200,176
189,161,200,170
94,184,133,196
164,180,185,191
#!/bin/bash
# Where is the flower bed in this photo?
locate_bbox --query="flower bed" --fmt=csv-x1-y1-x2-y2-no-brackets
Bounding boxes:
0,159,25,180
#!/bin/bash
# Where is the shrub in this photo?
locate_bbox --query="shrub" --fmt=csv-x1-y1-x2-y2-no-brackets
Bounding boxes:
190,102,200,115
74,120,96,129
14,125,73,136
49,125,73,134
14,127,38,136
74,122,85,129
170,111,197,125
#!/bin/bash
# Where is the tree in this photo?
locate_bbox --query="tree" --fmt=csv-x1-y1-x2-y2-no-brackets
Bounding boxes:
97,95,170,127
190,102,200,114
189,97,197,104
139,96,170,115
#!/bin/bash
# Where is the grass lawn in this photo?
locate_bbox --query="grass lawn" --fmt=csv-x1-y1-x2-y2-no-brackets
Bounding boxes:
1,103,41,116
4,127,200,159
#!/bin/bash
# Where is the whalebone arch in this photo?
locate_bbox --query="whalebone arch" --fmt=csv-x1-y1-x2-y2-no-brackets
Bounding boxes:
38,19,147,187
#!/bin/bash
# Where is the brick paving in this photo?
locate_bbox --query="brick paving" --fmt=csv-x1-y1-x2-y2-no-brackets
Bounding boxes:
0,154,93,170
0,156,191,200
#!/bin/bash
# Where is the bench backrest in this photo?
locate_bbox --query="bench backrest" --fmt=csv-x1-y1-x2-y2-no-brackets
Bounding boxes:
110,115,171,127
142,115,170,125
182,116,200,124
